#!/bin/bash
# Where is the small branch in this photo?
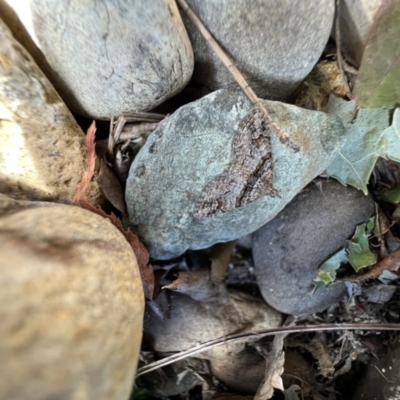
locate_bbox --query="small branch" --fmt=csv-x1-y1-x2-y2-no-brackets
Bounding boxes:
107,112,166,162
136,322,400,377
176,0,297,150
119,122,162,142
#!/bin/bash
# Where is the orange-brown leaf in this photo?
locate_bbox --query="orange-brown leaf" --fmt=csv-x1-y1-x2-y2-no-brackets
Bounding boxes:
72,121,97,206
73,121,153,299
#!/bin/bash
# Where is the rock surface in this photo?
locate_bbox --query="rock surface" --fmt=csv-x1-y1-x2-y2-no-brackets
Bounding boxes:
338,0,382,67
3,0,193,119
0,19,101,204
0,201,144,400
252,179,375,316
126,89,346,260
182,0,334,100
352,338,400,400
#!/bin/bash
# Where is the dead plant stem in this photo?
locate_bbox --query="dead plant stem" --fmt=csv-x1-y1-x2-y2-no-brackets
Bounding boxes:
136,322,400,377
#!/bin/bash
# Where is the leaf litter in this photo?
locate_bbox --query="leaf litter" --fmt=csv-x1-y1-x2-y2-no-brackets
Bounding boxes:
72,121,154,299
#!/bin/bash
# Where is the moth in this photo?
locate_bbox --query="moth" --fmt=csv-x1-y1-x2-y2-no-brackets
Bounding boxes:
193,107,281,219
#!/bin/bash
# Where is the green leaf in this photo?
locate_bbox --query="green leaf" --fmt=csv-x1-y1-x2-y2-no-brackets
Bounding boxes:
326,109,390,193
366,216,376,234
377,108,400,163
313,248,348,290
347,217,377,272
381,186,400,203
354,1,400,108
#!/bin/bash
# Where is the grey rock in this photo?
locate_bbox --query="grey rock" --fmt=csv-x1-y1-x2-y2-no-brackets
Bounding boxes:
352,338,400,400
182,0,334,100
126,89,346,259
252,179,375,316
5,0,193,119
338,0,382,68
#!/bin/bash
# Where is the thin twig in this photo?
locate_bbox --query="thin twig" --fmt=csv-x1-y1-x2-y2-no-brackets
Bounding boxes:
119,122,162,142
176,0,296,149
107,112,166,162
136,322,400,377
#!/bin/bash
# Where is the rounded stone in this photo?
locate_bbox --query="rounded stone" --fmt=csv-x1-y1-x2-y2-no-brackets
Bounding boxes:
0,203,144,400
252,179,375,316
0,18,101,204
182,0,334,100
3,0,194,119
125,89,346,260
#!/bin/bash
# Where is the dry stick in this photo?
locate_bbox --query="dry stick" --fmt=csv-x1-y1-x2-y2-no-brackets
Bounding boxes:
176,0,294,147
107,112,166,161
335,0,352,98
136,322,400,377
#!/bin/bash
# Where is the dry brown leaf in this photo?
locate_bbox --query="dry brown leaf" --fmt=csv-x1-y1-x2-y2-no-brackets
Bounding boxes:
72,121,153,299
162,268,222,301
97,159,127,215
210,241,236,284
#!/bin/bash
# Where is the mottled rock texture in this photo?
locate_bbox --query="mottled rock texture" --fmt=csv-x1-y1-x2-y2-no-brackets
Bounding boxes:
126,90,346,259
182,0,334,100
252,179,375,316
0,201,144,400
0,19,101,204
2,0,194,119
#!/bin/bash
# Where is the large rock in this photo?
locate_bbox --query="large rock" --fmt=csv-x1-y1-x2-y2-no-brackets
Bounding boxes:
338,0,382,68
0,18,101,204
182,0,334,100
0,200,144,400
125,89,346,260
2,0,194,119
252,179,375,316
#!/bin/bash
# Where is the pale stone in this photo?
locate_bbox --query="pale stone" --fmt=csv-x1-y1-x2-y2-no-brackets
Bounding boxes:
1,0,194,119
0,201,144,400
0,19,101,204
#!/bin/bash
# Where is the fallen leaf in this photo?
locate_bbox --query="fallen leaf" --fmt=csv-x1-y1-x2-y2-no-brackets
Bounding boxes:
163,242,235,300
72,121,97,206
313,248,348,290
354,0,400,108
72,122,153,299
97,159,127,215
314,217,378,288
209,241,236,284
381,186,400,204
326,108,390,193
377,109,400,163
162,268,222,301
344,247,400,282
347,217,377,272
361,284,397,305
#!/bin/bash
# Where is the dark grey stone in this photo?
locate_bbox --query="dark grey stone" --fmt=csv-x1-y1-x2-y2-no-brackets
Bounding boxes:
183,0,334,100
252,179,375,316
125,90,346,260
